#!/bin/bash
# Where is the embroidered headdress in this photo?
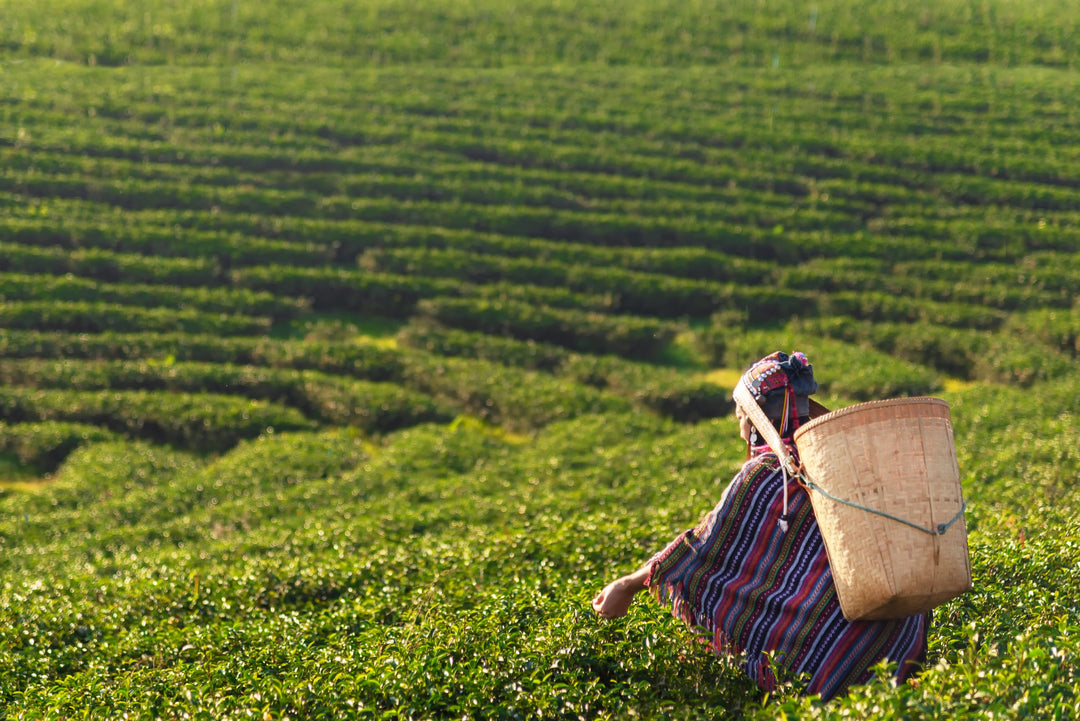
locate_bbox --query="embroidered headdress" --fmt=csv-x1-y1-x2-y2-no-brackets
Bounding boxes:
739,350,818,439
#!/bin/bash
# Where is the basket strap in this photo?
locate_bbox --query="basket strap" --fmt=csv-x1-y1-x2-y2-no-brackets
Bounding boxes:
733,382,800,531
733,383,800,477
800,474,968,536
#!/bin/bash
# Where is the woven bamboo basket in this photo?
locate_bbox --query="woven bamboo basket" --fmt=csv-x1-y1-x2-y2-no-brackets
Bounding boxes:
792,397,972,621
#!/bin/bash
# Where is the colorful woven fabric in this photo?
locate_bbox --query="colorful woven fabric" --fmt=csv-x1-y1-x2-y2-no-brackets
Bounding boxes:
646,451,929,700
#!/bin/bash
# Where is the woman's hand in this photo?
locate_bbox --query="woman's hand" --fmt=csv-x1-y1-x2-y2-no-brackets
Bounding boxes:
592,565,650,619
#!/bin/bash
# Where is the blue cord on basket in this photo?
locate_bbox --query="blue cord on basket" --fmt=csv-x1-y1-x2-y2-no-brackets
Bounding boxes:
799,475,967,536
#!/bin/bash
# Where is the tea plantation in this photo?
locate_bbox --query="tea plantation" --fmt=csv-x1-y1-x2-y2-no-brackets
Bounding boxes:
1,0,1079,718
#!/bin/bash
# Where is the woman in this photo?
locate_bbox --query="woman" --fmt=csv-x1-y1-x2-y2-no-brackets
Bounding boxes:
592,351,929,700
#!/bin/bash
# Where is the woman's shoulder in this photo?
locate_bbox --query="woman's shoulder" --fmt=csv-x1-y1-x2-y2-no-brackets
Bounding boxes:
718,453,785,503
740,451,783,478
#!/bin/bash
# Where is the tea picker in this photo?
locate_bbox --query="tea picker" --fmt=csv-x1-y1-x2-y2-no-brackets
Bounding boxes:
592,351,970,699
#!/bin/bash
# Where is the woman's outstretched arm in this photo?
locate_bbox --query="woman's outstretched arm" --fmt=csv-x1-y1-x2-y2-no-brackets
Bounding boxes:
592,564,651,619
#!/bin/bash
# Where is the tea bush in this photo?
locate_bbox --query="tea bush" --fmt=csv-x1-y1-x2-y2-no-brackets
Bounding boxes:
397,320,571,373
0,242,220,286
0,272,306,319
0,421,118,471
0,331,407,381
417,297,681,360
0,301,272,336
0,387,316,453
464,280,616,313
232,265,456,317
397,323,731,422
400,354,632,431
0,215,333,267
0,358,453,434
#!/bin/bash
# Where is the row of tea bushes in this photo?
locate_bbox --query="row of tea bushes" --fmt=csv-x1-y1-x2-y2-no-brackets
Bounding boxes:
399,354,632,432
416,297,681,360
1004,307,1080,357
779,259,1073,311
790,317,986,380
0,272,306,320
0,215,333,268
0,301,271,336
795,316,1076,386
464,280,615,313
0,359,453,437
895,255,1080,298
398,322,731,423
397,322,570,373
562,355,732,424
231,265,456,317
819,291,1009,330
0,242,220,286
0,387,316,453
0,170,326,218
0,331,405,381
0,421,118,471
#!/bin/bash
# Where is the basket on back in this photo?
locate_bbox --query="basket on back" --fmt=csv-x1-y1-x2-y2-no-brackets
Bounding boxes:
792,397,972,621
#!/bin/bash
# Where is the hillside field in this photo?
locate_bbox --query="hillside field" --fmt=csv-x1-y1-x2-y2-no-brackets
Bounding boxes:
1,0,1079,718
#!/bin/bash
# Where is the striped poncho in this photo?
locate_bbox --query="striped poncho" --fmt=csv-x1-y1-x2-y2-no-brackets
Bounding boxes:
646,450,929,700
